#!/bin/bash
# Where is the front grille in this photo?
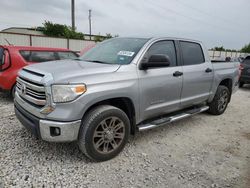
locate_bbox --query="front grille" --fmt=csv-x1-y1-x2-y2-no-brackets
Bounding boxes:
16,76,46,107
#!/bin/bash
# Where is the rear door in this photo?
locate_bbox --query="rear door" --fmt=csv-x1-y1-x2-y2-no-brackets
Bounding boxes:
138,40,183,121
180,41,213,107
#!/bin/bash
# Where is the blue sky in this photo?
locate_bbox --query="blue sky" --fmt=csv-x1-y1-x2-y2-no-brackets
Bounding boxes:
0,0,249,49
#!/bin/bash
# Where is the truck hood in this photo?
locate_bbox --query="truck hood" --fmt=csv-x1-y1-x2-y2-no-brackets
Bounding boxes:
24,59,121,82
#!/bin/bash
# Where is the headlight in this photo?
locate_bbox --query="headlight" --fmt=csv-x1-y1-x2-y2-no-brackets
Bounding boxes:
52,84,87,103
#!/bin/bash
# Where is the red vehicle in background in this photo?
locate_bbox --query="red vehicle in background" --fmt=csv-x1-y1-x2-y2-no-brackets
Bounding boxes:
0,45,79,98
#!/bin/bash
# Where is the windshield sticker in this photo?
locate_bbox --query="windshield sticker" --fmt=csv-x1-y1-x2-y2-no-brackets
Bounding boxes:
118,51,135,57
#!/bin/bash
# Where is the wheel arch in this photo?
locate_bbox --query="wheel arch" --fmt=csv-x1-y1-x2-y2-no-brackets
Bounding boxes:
83,97,137,135
218,78,233,102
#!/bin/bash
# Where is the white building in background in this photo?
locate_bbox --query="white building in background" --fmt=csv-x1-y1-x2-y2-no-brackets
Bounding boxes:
1,27,44,36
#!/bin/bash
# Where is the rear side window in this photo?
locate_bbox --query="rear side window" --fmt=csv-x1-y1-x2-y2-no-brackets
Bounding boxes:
57,52,78,60
146,40,177,67
180,41,205,66
20,51,57,62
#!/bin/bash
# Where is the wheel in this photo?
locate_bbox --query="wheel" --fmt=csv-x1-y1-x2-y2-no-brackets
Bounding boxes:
239,82,244,88
11,84,16,98
208,85,230,115
78,105,130,161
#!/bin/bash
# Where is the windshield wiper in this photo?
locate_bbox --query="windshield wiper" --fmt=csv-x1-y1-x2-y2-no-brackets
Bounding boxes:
85,60,110,64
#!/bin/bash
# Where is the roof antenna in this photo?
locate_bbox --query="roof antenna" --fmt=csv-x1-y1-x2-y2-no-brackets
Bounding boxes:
4,38,13,46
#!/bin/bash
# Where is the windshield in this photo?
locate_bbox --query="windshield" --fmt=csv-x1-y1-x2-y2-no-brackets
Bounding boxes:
80,38,149,64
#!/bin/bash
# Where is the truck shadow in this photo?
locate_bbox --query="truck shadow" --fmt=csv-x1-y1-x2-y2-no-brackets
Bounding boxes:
240,84,250,90
132,114,205,144
18,128,91,163
0,92,13,103
15,113,208,163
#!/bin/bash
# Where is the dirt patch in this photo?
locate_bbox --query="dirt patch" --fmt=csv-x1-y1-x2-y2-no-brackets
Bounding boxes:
242,132,250,140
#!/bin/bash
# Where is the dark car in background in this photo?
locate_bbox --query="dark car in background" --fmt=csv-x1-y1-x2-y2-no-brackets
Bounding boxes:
239,56,250,87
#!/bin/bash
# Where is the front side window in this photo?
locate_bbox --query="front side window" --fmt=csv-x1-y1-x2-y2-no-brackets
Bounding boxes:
180,41,205,66
80,38,149,65
20,51,57,62
146,40,177,67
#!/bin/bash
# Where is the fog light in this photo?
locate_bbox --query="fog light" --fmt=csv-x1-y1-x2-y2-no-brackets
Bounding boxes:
50,127,61,137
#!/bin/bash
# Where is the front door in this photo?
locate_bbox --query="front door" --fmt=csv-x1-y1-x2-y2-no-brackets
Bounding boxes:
138,40,183,121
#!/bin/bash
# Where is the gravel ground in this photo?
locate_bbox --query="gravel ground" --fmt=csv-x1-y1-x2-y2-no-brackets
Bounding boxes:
0,87,250,188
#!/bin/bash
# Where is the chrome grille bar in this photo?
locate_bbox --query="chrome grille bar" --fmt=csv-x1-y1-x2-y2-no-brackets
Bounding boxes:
16,76,46,106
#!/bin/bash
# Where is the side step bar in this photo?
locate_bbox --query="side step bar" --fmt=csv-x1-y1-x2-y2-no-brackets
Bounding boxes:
138,106,209,131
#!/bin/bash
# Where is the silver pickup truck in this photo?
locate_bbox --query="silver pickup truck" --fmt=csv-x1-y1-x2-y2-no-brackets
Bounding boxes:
14,37,240,161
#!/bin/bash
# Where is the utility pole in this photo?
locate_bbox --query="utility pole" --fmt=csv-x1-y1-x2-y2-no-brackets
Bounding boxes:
89,9,92,40
71,0,75,31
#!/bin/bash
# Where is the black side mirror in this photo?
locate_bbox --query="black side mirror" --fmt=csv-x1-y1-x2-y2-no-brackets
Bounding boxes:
139,54,170,70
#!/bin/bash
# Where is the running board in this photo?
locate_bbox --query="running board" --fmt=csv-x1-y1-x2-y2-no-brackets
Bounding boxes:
138,106,209,131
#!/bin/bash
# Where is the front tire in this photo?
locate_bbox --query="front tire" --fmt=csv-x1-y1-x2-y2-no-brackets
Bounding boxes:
78,105,130,161
208,85,230,115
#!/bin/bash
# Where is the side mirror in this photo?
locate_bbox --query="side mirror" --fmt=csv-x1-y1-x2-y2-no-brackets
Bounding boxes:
139,54,170,70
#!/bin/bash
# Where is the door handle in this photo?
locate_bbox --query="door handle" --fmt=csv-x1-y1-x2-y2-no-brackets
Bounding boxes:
205,68,212,73
173,71,183,77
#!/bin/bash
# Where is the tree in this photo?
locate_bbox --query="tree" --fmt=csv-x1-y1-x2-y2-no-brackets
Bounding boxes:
105,33,112,39
41,21,85,40
241,43,250,53
212,46,225,51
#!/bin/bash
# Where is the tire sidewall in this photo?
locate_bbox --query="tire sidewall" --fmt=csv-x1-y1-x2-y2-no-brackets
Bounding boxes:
79,106,130,161
214,86,230,115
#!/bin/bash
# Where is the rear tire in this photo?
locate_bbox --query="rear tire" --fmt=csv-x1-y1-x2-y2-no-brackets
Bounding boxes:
78,105,130,162
239,82,244,88
208,85,230,115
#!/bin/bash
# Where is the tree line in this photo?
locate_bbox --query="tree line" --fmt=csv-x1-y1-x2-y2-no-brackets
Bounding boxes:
37,21,118,42
211,43,250,53
37,21,250,52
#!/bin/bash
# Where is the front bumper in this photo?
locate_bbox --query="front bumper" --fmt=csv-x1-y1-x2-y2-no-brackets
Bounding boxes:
15,102,81,142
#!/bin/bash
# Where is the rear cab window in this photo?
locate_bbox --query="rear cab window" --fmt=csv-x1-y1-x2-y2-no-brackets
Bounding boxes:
57,52,78,60
180,41,205,66
19,50,78,63
20,51,57,62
